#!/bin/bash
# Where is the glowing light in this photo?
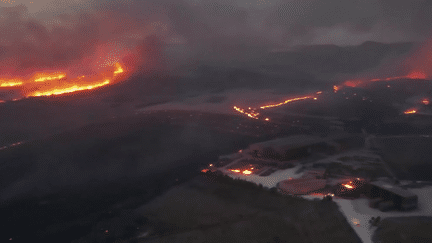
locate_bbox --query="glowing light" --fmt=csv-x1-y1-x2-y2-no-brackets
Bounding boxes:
24,62,124,97
265,118,270,121
242,170,252,175
33,73,66,82
406,71,426,79
259,96,313,109
333,85,340,93
113,63,124,75
316,91,322,94
343,184,353,189
404,109,417,114
230,169,241,173
29,80,110,97
233,106,259,119
209,164,213,167
422,99,429,105
344,80,363,87
201,169,209,173
0,81,23,87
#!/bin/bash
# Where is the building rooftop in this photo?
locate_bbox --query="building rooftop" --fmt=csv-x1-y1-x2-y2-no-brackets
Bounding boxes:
370,180,417,198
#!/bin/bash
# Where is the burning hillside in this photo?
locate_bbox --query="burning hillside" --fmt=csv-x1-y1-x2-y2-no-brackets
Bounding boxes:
0,62,125,98
0,4,172,101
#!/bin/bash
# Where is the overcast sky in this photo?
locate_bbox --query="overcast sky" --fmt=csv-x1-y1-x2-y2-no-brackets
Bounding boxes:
0,0,431,78
3,0,431,47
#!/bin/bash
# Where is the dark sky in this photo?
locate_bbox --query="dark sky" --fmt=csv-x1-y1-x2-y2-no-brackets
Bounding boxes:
1,0,431,68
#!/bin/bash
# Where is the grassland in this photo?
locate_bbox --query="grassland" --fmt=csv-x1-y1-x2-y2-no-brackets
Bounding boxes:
132,172,362,243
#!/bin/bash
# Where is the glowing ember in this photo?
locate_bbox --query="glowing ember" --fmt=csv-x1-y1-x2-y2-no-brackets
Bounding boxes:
242,170,252,175
343,80,363,87
230,169,241,173
316,91,322,94
404,109,417,114
259,96,313,109
343,184,353,189
33,73,66,82
113,63,124,75
30,80,110,97
406,71,426,79
422,99,429,105
233,106,259,119
0,63,126,98
0,81,23,87
201,169,209,173
265,118,270,121
333,85,339,93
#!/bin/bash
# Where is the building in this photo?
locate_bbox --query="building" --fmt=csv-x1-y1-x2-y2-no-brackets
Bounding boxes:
367,181,418,211
277,178,327,195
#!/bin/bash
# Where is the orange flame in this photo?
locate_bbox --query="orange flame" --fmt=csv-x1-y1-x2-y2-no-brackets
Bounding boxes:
33,73,66,82
230,169,241,173
30,80,110,97
113,63,124,75
242,170,252,175
333,85,340,93
0,80,23,87
422,99,429,105
259,96,313,109
26,63,124,97
233,106,259,119
404,109,417,114
0,62,125,99
343,184,353,189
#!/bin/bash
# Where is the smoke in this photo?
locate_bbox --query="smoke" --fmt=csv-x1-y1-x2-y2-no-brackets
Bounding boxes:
0,0,430,86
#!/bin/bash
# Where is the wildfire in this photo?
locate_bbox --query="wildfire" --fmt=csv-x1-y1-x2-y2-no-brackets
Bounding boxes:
343,184,353,189
333,85,340,93
233,106,259,119
233,94,317,121
30,80,110,97
113,63,124,75
343,80,363,87
404,109,417,114
406,71,427,79
259,96,313,109
229,167,254,175
33,73,66,82
0,62,125,99
0,81,23,87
